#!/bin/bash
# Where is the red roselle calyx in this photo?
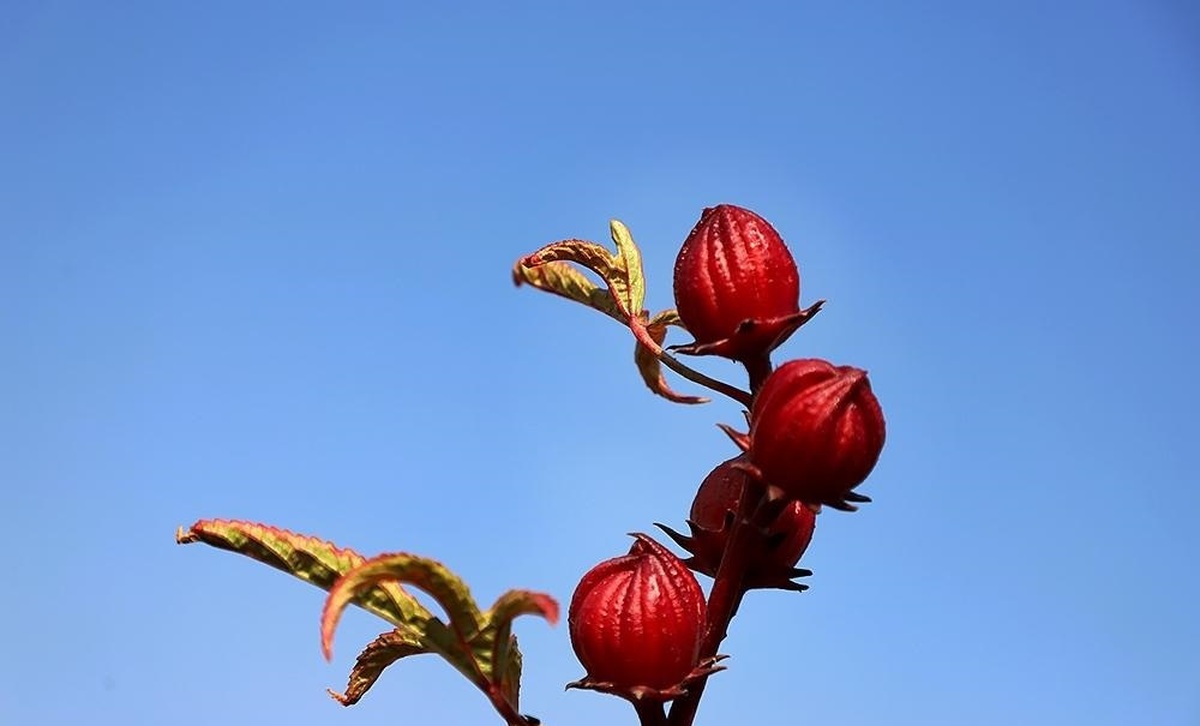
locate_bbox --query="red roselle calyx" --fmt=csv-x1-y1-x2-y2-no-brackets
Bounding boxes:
659,456,816,591
567,533,714,700
672,204,823,362
697,457,817,583
736,358,886,511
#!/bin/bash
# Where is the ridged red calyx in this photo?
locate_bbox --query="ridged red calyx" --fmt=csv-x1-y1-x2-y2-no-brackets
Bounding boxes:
659,456,816,591
690,457,817,573
567,533,708,700
672,204,821,362
745,358,886,511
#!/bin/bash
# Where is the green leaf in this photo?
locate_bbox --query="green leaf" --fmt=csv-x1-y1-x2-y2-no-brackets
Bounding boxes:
608,219,646,317
500,636,523,708
183,520,559,721
650,308,684,328
321,552,482,660
486,590,560,633
328,629,429,706
176,519,431,628
634,310,708,405
484,590,559,694
515,219,646,322
511,259,624,323
519,238,634,316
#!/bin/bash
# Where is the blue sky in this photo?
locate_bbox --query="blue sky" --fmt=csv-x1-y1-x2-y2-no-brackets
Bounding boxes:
2,2,1198,724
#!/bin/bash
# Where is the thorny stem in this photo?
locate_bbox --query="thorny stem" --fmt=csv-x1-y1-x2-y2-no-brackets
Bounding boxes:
657,350,753,407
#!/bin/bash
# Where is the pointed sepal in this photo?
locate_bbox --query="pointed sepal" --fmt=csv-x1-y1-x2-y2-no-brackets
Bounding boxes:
566,655,728,703
669,300,825,359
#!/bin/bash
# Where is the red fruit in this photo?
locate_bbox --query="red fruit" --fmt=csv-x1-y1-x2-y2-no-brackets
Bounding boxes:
748,359,885,510
672,204,819,361
689,456,817,576
568,534,706,694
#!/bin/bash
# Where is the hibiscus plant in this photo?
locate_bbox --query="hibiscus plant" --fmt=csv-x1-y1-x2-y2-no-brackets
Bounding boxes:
177,204,886,726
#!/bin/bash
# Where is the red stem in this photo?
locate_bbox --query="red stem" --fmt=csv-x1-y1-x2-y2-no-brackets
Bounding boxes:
657,350,753,407
484,682,537,726
666,473,766,726
667,355,774,726
744,353,773,396
634,699,669,726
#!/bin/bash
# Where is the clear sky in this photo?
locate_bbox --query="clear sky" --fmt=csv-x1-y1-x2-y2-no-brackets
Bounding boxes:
3,2,1198,725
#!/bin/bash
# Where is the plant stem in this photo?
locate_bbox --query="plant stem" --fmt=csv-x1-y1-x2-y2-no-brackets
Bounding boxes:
633,699,669,726
743,353,774,396
485,683,538,726
666,471,767,726
657,351,753,407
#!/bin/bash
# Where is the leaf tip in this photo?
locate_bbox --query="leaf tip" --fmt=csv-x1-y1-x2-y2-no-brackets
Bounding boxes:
537,593,561,626
511,261,529,287
320,593,345,662
327,688,352,706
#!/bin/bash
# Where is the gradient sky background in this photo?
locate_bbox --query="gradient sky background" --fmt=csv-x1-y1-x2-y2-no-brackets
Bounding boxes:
3,2,1199,725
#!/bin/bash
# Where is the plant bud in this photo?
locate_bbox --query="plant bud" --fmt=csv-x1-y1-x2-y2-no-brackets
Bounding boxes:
688,456,817,578
672,204,818,361
568,534,706,694
749,358,886,510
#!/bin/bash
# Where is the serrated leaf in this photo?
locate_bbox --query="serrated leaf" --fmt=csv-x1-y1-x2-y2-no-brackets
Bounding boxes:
486,590,559,631
511,259,624,323
328,629,429,706
484,590,559,692
321,553,482,661
635,312,708,405
650,308,684,328
520,238,627,312
608,219,646,317
176,519,430,628
182,520,557,723
517,225,644,321
500,635,522,707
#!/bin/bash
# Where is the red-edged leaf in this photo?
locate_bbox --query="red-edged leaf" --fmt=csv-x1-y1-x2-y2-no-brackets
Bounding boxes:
484,590,559,698
512,259,624,323
517,220,645,322
500,636,523,709
635,310,708,404
176,520,430,628
321,553,481,661
328,629,429,706
520,238,629,314
486,590,559,630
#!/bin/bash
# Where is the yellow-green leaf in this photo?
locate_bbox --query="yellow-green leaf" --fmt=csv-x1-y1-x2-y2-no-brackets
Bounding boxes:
176,519,430,629
608,219,646,317
321,553,482,659
328,629,429,706
484,589,559,692
516,224,645,320
511,259,624,323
